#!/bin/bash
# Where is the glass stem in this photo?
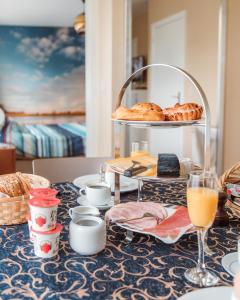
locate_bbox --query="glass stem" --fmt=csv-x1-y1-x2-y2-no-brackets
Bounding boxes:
137,179,143,202
197,228,207,273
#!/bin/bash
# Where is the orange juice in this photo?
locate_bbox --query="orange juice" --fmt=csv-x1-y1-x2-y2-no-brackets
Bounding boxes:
187,187,218,227
130,151,149,157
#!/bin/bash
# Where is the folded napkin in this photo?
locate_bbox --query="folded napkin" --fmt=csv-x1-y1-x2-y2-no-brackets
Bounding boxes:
107,155,157,177
0,192,10,198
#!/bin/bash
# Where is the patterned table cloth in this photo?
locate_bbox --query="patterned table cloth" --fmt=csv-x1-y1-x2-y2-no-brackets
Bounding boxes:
0,182,238,300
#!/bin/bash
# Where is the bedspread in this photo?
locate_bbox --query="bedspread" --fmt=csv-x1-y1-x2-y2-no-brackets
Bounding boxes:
0,121,86,158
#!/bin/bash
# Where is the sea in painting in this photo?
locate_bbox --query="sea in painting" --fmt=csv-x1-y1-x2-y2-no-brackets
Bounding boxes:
0,25,85,123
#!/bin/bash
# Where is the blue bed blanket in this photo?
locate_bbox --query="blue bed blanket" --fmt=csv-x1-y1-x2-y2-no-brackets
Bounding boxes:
0,121,86,158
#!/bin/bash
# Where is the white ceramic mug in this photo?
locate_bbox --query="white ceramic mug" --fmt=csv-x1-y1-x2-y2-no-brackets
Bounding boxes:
79,182,111,206
69,206,100,220
69,216,106,255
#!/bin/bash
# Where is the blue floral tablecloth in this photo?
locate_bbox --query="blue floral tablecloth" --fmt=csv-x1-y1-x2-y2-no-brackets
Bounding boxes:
0,182,238,300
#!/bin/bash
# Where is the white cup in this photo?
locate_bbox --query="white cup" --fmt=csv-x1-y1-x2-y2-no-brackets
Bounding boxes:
69,206,100,220
180,158,193,176
69,216,106,255
79,182,111,206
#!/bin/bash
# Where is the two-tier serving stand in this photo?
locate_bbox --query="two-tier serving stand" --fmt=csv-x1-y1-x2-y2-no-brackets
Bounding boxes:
112,64,211,204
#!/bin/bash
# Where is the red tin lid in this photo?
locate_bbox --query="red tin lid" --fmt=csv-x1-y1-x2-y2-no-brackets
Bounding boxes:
29,188,58,198
29,197,60,208
31,223,63,235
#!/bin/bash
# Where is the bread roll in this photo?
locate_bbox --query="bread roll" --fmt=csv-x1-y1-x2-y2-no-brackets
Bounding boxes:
163,103,203,121
112,102,165,121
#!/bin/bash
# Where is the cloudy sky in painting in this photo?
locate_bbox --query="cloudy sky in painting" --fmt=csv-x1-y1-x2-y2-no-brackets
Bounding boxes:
0,26,85,113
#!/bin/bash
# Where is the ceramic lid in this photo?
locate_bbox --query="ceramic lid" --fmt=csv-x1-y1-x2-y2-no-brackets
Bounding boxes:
31,223,63,235
29,197,60,208
29,188,58,197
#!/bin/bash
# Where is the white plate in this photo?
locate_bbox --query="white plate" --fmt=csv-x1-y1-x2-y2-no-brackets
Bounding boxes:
222,252,240,277
73,174,138,193
116,206,193,244
112,118,204,127
178,287,233,300
77,195,114,210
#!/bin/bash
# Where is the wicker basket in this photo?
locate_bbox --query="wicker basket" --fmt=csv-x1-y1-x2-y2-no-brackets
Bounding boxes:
0,195,29,225
219,161,240,217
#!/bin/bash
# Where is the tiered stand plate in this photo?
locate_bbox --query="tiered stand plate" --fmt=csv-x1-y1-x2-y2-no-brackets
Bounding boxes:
112,118,205,128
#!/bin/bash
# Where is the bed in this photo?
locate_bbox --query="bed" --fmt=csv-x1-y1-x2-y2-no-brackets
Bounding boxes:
0,120,86,158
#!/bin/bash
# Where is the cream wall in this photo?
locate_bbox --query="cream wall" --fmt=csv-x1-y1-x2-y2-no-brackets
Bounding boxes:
148,0,219,126
223,0,240,170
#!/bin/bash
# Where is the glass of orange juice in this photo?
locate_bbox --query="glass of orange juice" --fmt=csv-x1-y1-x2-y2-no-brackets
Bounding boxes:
184,170,219,287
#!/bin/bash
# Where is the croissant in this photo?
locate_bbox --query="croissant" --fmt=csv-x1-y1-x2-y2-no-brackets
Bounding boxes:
163,103,203,121
112,102,165,121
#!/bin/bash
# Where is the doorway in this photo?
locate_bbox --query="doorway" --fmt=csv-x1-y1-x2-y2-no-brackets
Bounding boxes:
149,11,186,158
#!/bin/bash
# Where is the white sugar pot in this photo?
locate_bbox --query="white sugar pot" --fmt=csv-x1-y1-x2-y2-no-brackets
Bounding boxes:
69,216,106,255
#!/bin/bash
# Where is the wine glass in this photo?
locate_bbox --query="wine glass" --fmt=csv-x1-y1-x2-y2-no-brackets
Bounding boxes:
131,141,149,201
184,170,219,287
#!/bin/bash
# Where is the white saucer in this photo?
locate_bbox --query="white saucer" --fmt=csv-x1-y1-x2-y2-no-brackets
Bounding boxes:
77,195,114,210
73,174,138,193
222,252,240,277
178,287,233,300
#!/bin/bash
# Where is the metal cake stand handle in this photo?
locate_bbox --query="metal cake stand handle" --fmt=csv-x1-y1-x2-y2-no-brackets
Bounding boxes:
115,63,211,172
114,63,213,254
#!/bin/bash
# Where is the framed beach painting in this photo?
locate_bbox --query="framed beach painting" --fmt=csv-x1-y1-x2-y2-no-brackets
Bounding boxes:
0,25,85,123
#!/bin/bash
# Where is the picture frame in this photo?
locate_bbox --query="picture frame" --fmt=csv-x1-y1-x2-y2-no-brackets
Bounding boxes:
132,55,147,89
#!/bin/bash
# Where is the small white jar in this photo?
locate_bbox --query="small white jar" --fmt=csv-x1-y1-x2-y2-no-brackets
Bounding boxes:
29,197,60,232
32,223,62,258
69,205,100,221
69,216,106,255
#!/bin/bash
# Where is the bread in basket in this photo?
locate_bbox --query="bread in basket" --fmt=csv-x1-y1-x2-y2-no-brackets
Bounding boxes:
0,172,50,225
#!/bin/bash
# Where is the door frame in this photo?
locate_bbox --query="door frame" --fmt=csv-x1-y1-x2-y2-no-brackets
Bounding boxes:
216,0,227,175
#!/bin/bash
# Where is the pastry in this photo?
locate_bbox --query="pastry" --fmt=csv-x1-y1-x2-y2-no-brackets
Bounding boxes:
131,102,163,112
112,102,165,121
163,103,203,121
